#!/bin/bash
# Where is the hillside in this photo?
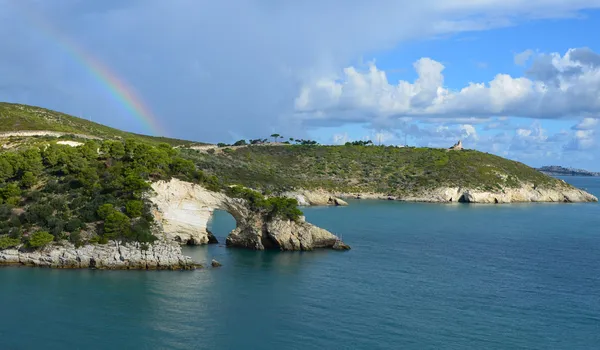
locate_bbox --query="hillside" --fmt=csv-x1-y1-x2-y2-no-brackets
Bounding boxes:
0,103,596,204
182,145,568,195
0,102,203,146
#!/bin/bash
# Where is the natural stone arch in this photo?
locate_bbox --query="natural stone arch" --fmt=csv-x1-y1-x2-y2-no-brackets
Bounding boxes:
149,179,350,251
149,179,249,245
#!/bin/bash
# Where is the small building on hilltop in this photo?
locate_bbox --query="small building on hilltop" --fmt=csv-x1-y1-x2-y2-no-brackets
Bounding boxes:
449,140,463,151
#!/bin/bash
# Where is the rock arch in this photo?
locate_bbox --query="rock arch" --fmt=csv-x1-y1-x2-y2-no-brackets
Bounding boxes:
149,179,349,251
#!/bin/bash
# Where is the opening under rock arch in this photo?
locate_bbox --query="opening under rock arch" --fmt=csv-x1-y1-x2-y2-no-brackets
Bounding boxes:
207,209,237,244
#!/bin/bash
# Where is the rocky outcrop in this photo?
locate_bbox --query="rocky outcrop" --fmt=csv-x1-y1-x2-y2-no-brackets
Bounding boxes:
226,215,346,251
149,179,349,251
149,179,249,245
0,240,198,270
56,140,84,147
393,184,598,203
281,189,348,206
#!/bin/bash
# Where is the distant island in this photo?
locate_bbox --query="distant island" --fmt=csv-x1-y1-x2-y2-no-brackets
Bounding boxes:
0,102,596,269
538,166,600,177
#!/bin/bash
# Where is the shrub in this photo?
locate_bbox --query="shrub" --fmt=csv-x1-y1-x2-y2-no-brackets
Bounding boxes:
125,200,144,218
20,171,37,188
0,204,13,221
69,231,83,247
130,218,157,243
24,204,53,225
28,231,54,248
65,218,84,232
226,186,303,221
97,203,115,220
103,211,131,239
0,235,21,249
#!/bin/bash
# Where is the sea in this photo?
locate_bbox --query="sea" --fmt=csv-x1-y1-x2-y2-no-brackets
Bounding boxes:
1,177,599,350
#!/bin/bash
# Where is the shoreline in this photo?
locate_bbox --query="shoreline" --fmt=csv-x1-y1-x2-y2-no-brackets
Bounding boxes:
0,240,201,270
285,183,598,206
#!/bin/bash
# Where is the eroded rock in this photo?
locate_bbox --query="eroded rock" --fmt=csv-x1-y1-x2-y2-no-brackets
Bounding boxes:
226,215,348,251
0,240,199,270
151,179,349,251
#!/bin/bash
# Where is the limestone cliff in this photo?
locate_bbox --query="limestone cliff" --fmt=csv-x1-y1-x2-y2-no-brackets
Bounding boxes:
315,181,597,204
149,179,349,251
148,180,235,245
281,189,348,206
0,240,198,270
391,183,597,203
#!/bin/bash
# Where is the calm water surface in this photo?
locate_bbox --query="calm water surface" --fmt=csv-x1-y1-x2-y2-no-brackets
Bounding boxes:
1,177,599,349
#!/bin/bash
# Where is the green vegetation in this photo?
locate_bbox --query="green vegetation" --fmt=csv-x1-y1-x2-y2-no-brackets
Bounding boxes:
0,102,578,252
182,144,561,195
0,103,315,250
0,137,220,250
346,140,373,146
27,231,54,248
0,102,203,146
0,235,20,249
226,186,303,221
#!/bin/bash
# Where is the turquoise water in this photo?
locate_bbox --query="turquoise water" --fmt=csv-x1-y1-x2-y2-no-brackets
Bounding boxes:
1,177,599,349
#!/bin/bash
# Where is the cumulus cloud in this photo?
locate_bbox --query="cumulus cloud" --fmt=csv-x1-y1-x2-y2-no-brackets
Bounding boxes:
295,48,600,126
3,1,600,141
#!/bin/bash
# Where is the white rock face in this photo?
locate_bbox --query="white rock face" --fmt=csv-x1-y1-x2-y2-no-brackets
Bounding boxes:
150,179,228,244
281,189,348,206
0,240,198,269
56,140,84,147
396,184,597,203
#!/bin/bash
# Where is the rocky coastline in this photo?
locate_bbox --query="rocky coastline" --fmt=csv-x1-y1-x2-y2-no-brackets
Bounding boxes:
283,182,597,205
149,179,350,251
6,178,592,270
0,240,199,270
1,179,352,270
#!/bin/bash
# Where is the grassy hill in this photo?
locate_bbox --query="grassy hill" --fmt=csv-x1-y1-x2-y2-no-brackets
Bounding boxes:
0,102,570,196
181,144,563,195
0,102,202,146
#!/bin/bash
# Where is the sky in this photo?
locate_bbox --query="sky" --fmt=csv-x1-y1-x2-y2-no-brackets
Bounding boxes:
1,1,600,170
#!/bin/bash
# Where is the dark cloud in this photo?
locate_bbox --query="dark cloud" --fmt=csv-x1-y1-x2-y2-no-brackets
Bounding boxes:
569,47,600,68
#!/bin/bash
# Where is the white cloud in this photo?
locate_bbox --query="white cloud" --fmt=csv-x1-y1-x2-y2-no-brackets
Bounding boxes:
294,48,600,127
514,49,534,66
572,117,599,130
460,124,478,140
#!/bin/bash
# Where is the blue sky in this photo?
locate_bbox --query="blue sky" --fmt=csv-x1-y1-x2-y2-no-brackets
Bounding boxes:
304,10,600,169
1,1,600,170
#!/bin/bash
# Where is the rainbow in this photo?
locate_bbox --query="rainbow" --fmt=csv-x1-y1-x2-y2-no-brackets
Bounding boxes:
14,3,165,136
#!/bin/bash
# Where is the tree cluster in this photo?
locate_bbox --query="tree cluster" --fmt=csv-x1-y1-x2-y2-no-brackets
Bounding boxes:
345,140,373,146
225,185,303,221
0,139,220,249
